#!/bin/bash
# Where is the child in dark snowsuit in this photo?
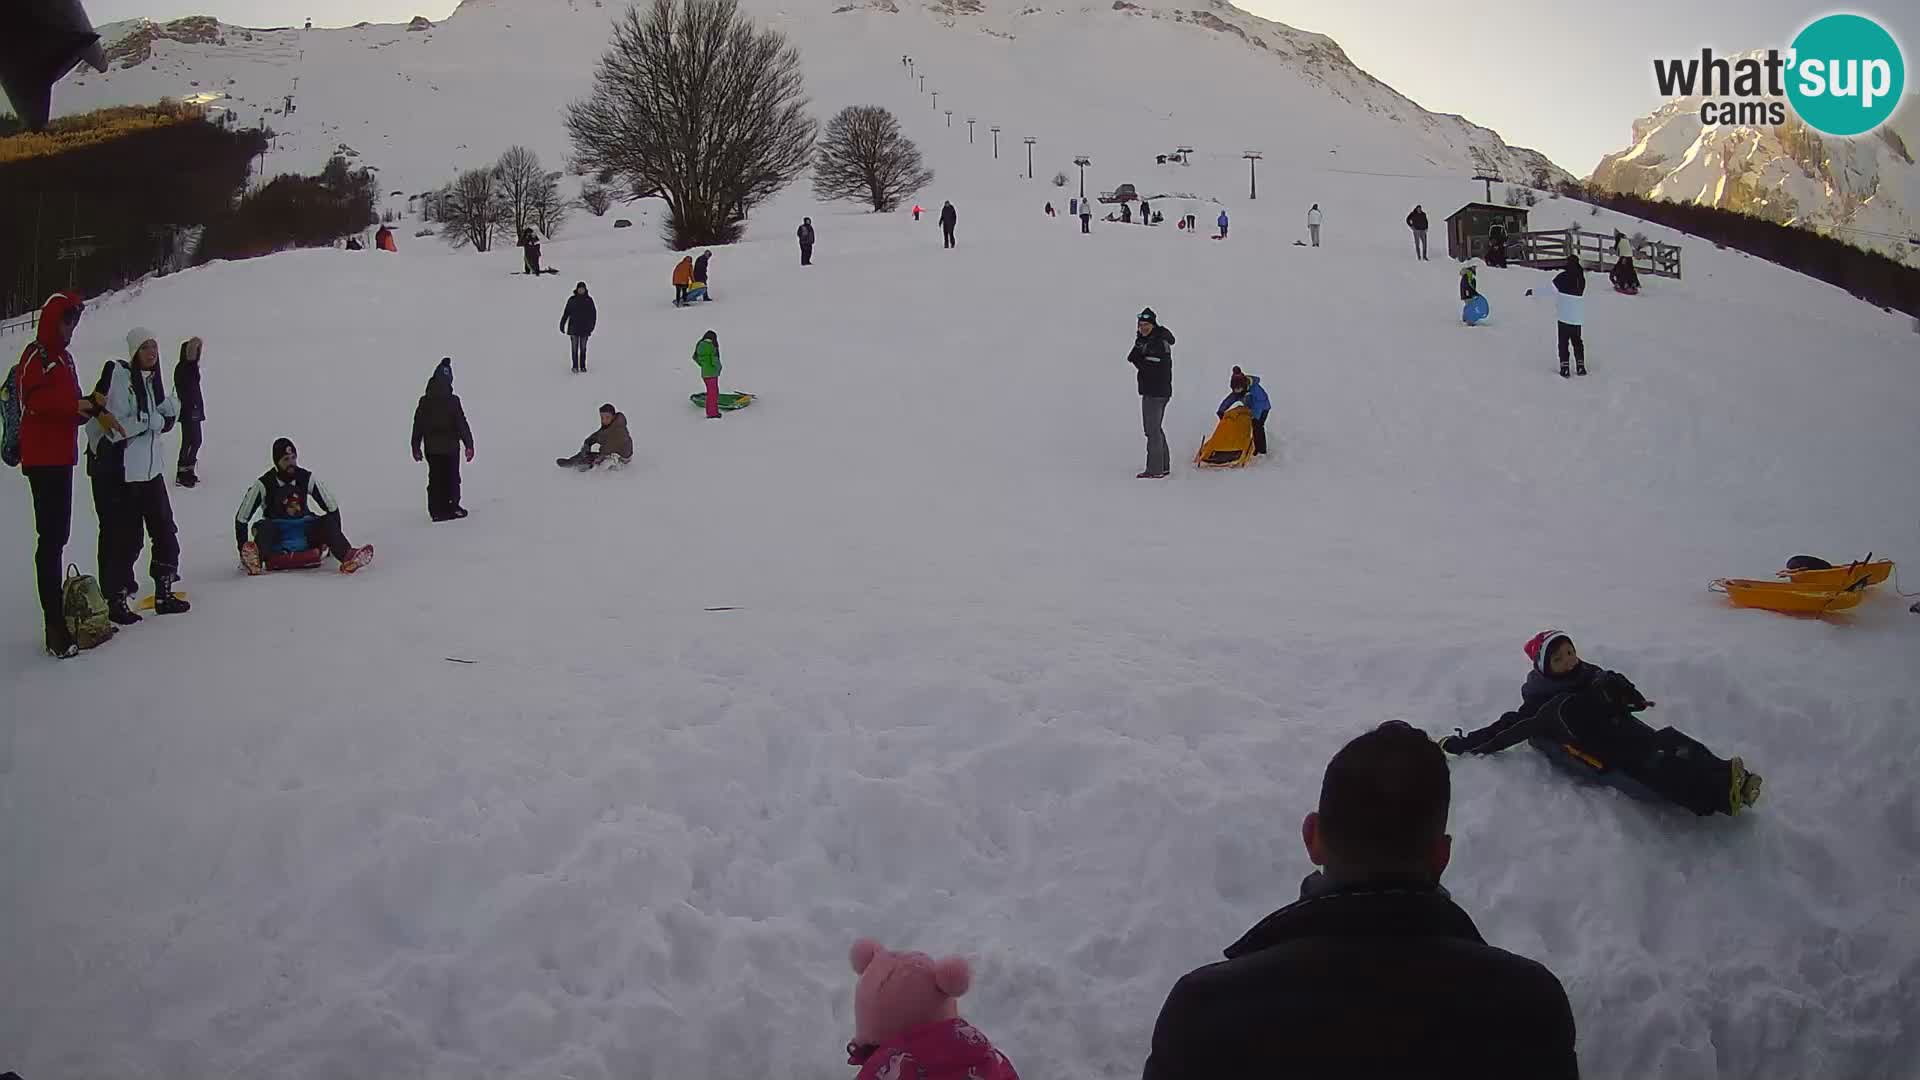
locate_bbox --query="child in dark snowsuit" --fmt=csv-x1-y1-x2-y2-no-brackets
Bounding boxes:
1441,631,1763,816
1217,366,1271,456
173,337,205,487
409,357,474,521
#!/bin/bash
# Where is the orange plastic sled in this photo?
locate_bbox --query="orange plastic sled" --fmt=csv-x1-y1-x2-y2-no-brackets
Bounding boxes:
1194,403,1256,468
1710,576,1871,615
1776,559,1893,589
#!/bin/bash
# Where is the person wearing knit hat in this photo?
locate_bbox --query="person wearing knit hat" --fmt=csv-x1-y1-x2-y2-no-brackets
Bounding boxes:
557,404,632,470
845,939,1019,1080
410,357,475,521
233,438,373,574
94,325,185,619
1217,365,1272,456
1128,307,1175,478
559,282,596,372
173,337,206,488
1441,632,1763,817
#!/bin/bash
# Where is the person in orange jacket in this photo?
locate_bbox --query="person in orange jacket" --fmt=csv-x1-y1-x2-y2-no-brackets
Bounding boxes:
672,255,694,306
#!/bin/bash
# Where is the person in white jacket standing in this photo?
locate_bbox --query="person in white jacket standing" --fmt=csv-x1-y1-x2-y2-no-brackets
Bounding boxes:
1307,203,1322,247
95,327,189,617
1525,258,1588,378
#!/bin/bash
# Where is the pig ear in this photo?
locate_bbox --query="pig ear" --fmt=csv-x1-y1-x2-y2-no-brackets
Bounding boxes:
932,956,971,997
850,938,882,975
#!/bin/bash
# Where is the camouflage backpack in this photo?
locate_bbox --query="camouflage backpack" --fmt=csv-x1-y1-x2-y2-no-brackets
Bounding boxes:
1,353,24,467
62,563,116,650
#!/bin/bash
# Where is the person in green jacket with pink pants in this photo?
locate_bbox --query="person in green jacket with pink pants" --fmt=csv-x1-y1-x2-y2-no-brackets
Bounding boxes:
694,330,722,418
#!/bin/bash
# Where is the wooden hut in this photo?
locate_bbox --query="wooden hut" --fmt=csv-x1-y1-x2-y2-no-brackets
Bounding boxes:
1445,203,1530,261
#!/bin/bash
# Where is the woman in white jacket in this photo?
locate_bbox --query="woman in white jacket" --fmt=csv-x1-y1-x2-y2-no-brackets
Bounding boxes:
96,327,189,618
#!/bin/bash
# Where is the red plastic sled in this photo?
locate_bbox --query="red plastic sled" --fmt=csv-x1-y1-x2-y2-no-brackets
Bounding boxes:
266,548,325,572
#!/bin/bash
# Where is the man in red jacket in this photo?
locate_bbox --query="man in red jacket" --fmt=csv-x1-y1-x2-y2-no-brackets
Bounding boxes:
16,291,119,657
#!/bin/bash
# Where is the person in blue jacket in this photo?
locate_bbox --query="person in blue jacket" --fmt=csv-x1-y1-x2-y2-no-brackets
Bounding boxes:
1218,366,1270,456
1216,208,1229,239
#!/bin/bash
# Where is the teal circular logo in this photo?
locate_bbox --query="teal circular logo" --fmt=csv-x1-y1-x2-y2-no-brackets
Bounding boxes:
1786,14,1905,136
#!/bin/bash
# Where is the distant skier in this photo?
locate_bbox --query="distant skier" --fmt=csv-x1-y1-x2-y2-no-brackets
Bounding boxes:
1045,202,1055,218
560,281,596,372
913,204,923,222
557,403,633,470
798,217,816,266
1441,631,1764,817
234,438,374,574
520,228,544,275
1406,204,1429,260
410,357,474,522
1525,256,1587,377
1128,307,1174,479
173,336,204,488
1307,204,1322,247
1139,198,1151,224
693,330,723,419
940,201,957,248
1218,366,1271,457
1081,205,1092,234
1215,208,1228,239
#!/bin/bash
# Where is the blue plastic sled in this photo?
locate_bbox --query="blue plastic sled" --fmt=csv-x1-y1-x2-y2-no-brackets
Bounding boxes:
1462,294,1490,326
676,285,711,306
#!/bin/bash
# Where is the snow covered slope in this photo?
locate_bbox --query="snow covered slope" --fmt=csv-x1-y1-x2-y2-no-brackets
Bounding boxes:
4,4,1920,1080
41,0,1568,202
1591,90,1920,267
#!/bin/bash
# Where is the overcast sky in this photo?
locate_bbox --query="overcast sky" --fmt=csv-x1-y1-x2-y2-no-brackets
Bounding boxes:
76,0,1917,175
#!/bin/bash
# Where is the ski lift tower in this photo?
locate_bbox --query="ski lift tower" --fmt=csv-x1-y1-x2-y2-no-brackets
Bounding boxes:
1073,156,1090,199
1176,145,1193,165
1473,173,1501,203
1243,150,1263,200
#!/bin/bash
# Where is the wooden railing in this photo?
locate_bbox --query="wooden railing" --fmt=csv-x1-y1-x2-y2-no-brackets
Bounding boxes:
1508,228,1683,279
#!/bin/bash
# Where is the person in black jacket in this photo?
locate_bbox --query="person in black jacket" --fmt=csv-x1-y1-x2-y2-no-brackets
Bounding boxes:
1406,204,1430,260
173,336,205,487
1441,631,1763,816
1128,307,1174,478
693,250,712,290
1144,720,1579,1080
797,218,815,266
409,357,475,521
560,282,597,373
939,201,957,248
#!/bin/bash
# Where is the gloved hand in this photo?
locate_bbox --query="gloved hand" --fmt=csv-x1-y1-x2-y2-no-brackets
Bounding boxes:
161,416,176,434
1438,728,1470,755
412,448,423,462
464,446,475,463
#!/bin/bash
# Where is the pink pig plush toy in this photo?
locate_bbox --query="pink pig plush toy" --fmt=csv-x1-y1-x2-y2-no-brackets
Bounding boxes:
846,938,1020,1080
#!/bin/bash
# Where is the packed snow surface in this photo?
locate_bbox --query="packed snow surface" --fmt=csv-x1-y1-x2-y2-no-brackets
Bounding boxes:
6,4,1920,1079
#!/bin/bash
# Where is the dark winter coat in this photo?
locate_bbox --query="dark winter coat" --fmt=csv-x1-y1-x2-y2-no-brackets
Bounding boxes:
411,362,474,457
797,222,815,246
174,339,205,421
1407,208,1429,231
584,412,633,460
1128,325,1175,398
693,253,711,282
561,292,598,337
1552,264,1587,297
940,204,957,229
1449,662,1649,756
1143,872,1578,1080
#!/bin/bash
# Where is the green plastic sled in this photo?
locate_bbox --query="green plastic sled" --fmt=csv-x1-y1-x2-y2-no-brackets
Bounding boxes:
691,391,754,411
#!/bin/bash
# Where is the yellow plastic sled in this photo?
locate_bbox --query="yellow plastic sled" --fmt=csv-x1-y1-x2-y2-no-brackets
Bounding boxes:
1776,560,1893,589
1710,576,1870,615
1195,404,1256,468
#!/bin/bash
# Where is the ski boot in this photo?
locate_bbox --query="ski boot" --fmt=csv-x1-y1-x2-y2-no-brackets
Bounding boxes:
1576,361,1588,377
240,541,265,576
107,590,142,626
1559,361,1570,379
152,574,190,615
45,619,79,659
339,545,375,574
1729,758,1763,813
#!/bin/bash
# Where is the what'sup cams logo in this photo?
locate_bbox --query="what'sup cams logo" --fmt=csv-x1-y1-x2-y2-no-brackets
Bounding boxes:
1653,14,1905,136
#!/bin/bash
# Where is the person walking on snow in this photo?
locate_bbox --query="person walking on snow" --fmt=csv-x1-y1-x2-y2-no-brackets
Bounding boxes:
912,204,923,222
1128,307,1175,478
693,250,713,298
234,438,373,574
798,217,816,266
94,326,187,618
1081,204,1093,234
1526,257,1587,377
560,281,597,372
1407,204,1429,260
1307,204,1322,247
15,292,120,656
1216,208,1229,239
940,201,958,248
410,357,475,521
672,255,694,306
694,330,723,419
173,337,205,487
1219,366,1271,457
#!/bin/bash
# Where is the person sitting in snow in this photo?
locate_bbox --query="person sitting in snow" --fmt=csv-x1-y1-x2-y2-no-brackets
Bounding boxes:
234,437,374,574
1218,366,1271,456
557,403,633,470
1440,631,1763,816
845,939,1020,1080
1459,263,1480,302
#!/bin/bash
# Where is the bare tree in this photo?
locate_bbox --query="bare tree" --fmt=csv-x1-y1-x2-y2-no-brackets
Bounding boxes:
531,171,570,237
811,105,932,213
440,167,505,251
566,0,816,248
494,145,547,238
582,181,614,216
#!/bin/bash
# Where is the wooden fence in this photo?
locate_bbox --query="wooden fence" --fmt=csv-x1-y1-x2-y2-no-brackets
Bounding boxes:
1508,228,1683,279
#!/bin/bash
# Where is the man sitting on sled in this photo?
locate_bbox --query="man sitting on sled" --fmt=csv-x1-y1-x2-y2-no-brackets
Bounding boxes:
234,438,374,574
